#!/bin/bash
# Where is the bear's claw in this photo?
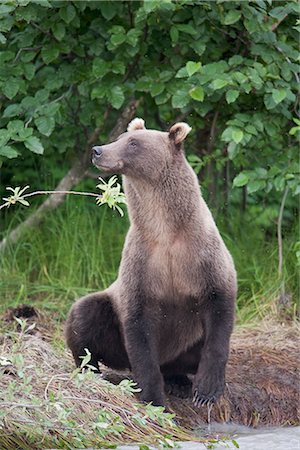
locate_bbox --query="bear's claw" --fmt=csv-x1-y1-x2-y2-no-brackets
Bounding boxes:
193,390,217,408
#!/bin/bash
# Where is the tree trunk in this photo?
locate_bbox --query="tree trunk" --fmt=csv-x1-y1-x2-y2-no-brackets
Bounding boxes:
222,147,230,222
0,99,139,252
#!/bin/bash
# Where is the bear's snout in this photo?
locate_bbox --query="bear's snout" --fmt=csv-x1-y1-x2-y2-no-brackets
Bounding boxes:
92,146,103,158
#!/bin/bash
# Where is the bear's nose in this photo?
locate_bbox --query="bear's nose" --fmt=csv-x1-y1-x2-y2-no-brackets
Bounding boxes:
92,146,103,157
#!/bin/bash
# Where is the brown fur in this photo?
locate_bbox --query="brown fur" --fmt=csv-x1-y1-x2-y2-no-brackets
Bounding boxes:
65,119,237,407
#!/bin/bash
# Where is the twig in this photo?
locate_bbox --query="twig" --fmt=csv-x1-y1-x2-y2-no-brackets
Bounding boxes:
277,186,289,278
277,186,289,308
0,402,42,409
271,15,288,32
0,190,100,211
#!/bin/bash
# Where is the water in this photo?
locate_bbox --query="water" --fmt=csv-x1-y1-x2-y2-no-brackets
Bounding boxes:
198,423,300,449
116,425,300,449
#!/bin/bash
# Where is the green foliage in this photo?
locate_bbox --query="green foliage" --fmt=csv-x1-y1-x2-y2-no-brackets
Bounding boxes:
2,185,30,208
0,0,298,213
0,1,298,317
96,176,127,216
0,318,197,449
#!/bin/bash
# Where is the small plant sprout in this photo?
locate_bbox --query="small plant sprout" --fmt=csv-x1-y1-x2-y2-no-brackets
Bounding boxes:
79,348,93,369
96,176,127,217
14,317,36,335
2,185,30,208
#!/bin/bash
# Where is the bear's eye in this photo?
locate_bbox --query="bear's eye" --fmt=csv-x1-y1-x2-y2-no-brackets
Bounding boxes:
128,140,138,149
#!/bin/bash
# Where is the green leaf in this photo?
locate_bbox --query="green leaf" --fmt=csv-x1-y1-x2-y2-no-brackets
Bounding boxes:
0,4,16,14
3,104,22,118
191,41,206,56
150,83,164,97
233,172,249,187
226,90,240,104
35,116,55,136
176,24,197,36
23,63,35,80
0,129,10,146
41,47,59,64
269,5,292,21
224,10,241,25
110,86,125,109
186,61,201,77
52,22,65,41
110,33,126,46
189,86,204,102
175,67,188,78
228,55,243,66
24,136,44,154
136,77,151,91
127,29,141,47
7,120,24,134
211,79,228,90
59,4,76,24
3,78,20,100
18,127,33,140
264,94,277,110
247,179,266,194
232,439,239,448
232,129,244,144
91,86,106,100
227,142,238,160
92,59,110,79
170,26,179,44
111,61,126,75
272,88,287,104
0,32,6,44
172,90,189,109
100,1,117,20
0,145,18,159
289,126,300,136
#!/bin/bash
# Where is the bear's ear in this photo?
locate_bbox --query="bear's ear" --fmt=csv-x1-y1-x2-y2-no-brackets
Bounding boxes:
127,118,146,132
169,122,192,145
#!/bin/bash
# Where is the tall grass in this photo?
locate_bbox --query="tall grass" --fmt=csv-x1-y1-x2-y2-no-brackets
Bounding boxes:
0,197,127,317
0,197,298,322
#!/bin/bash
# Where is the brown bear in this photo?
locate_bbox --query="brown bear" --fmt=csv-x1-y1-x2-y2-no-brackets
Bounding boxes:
65,118,237,407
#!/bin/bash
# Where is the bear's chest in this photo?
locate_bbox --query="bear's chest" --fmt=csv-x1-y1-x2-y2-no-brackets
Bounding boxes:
146,238,204,301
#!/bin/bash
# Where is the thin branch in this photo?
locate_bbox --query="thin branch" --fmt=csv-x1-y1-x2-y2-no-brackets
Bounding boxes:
271,15,288,32
0,191,100,211
0,402,42,409
277,186,289,278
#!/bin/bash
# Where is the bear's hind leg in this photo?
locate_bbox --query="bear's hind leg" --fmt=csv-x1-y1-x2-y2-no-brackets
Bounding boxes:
161,339,203,398
65,292,130,372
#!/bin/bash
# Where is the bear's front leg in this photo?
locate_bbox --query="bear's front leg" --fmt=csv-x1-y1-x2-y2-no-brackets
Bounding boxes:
122,304,165,406
193,291,234,406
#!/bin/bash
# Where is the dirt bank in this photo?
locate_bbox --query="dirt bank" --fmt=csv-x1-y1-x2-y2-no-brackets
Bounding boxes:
168,322,299,428
1,305,299,441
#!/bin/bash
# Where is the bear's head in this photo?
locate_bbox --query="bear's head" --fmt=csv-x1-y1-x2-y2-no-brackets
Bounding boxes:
92,118,191,180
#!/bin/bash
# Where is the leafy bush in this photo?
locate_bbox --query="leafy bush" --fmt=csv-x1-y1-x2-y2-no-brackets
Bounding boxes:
0,0,298,314
0,1,298,203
